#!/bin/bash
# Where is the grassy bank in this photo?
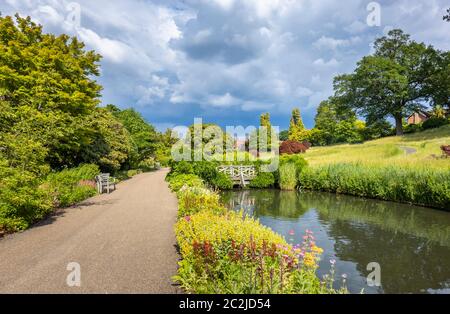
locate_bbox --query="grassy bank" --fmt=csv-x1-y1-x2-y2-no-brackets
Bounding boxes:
167,171,346,294
304,125,450,169
300,164,450,210
299,126,450,210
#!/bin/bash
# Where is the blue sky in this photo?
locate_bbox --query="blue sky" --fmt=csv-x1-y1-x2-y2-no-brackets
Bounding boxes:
1,0,449,131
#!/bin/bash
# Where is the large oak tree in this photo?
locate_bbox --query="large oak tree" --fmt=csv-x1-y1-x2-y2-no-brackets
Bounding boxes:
334,29,449,135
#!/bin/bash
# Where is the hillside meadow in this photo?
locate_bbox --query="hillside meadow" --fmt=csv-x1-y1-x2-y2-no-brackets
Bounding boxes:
303,125,450,170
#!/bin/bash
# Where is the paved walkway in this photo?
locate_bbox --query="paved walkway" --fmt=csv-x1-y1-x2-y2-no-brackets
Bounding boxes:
399,146,418,155
0,169,180,293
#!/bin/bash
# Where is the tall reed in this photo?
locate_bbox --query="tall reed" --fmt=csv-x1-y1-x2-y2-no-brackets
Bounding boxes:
299,163,450,210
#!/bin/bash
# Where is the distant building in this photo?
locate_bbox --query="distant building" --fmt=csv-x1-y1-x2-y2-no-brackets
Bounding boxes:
407,111,431,125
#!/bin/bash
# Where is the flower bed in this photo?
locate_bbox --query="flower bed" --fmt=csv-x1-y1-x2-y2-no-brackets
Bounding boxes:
168,172,346,294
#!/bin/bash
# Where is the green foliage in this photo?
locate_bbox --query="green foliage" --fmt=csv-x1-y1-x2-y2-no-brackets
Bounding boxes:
0,14,168,234
109,107,161,168
309,99,365,145
300,164,450,210
169,161,233,190
0,160,53,233
0,163,99,234
288,108,308,141
249,172,275,188
43,164,99,208
422,117,450,130
279,163,298,190
176,186,225,218
280,155,308,172
211,172,234,190
138,157,156,171
277,155,308,190
173,186,343,294
403,123,423,134
279,130,289,141
334,29,449,136
167,174,204,192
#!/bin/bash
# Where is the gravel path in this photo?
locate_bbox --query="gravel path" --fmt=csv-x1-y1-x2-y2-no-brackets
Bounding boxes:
399,146,418,155
0,169,180,293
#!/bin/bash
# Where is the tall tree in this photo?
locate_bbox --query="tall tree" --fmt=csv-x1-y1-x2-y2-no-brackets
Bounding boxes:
311,99,364,145
0,14,103,168
288,108,306,141
334,29,447,135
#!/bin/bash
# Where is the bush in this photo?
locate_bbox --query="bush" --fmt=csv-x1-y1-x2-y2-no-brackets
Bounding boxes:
0,168,53,233
422,117,449,130
43,164,100,208
0,163,99,234
166,161,195,180
249,172,275,188
177,186,225,218
210,171,233,190
403,123,422,134
299,163,450,210
138,157,156,171
167,174,204,192
279,140,309,155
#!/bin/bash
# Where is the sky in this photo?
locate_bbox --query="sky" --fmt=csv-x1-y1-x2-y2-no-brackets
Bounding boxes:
1,0,449,131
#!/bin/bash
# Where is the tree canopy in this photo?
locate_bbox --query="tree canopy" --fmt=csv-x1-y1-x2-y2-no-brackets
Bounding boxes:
334,29,449,135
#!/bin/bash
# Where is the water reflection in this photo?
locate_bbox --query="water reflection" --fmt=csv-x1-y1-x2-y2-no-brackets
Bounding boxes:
221,190,450,294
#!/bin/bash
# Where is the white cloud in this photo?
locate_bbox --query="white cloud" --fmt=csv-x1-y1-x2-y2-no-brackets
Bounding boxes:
208,93,239,108
2,0,449,128
77,28,130,63
313,58,340,67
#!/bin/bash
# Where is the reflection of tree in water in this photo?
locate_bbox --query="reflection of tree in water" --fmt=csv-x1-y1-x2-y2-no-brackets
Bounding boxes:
222,190,309,220
300,192,450,246
303,192,450,293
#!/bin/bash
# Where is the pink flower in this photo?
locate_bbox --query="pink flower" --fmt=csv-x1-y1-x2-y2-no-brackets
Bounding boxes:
288,229,295,236
184,216,191,222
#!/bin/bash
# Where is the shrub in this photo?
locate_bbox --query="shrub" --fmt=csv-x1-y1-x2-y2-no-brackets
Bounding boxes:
299,163,450,210
404,123,422,134
127,169,141,177
280,140,309,155
210,171,233,190
138,157,156,171
167,174,204,192
177,186,225,218
249,172,275,188
0,163,99,234
0,169,53,233
43,164,100,208
422,117,449,130
166,161,195,181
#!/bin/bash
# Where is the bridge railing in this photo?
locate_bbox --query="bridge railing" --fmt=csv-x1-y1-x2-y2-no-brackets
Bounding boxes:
217,165,257,180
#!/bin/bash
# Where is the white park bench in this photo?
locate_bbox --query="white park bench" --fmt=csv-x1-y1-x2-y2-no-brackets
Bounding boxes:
95,173,117,194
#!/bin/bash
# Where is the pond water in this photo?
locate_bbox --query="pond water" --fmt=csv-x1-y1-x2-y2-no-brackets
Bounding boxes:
221,190,450,294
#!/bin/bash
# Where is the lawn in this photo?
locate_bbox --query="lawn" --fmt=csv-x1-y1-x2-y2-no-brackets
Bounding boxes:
303,125,450,170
